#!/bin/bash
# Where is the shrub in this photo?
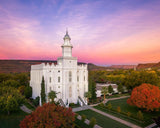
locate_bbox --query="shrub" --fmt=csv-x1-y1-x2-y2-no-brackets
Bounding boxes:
117,106,121,113
69,103,75,107
81,115,86,122
24,86,32,98
33,96,40,107
99,103,105,107
137,110,143,120
107,103,112,110
89,117,96,128
127,112,131,117
75,113,78,118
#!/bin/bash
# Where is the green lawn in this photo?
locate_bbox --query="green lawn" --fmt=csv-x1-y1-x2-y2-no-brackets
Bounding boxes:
77,109,130,128
74,118,91,128
0,110,28,128
95,97,160,127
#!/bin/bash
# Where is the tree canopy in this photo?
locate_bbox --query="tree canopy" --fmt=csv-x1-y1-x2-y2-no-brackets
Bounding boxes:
0,86,24,114
127,83,160,111
48,91,57,103
20,103,75,128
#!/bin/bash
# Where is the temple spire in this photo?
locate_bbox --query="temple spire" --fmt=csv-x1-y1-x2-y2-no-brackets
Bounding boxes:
62,30,73,57
66,28,68,35
63,28,71,41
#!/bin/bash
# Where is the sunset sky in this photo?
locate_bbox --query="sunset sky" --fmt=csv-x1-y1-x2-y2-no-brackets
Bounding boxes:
0,0,160,65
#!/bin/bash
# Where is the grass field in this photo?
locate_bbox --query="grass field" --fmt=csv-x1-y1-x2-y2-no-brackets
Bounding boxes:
0,110,28,128
106,93,129,99
77,109,130,128
95,97,160,127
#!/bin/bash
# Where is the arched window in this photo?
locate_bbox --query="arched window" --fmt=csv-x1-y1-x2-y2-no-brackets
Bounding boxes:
49,77,51,83
58,76,60,83
69,71,72,82
77,76,79,82
69,86,72,97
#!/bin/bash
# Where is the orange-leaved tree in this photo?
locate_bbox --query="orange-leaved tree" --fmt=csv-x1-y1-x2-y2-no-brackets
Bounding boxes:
127,83,160,111
20,103,75,128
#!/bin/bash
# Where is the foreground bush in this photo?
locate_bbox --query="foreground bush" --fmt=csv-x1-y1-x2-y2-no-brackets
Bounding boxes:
89,117,96,128
81,114,86,122
127,83,160,111
20,103,75,128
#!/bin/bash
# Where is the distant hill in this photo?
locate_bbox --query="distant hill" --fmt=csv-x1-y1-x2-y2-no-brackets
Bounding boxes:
0,60,56,73
87,63,109,70
137,62,160,69
1,60,159,73
109,65,136,69
0,60,88,73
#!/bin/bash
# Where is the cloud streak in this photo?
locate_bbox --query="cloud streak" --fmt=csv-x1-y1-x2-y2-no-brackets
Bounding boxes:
0,0,160,65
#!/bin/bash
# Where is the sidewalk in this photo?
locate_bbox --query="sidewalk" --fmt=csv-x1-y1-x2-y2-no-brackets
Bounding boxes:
73,105,91,112
90,95,130,107
20,105,33,114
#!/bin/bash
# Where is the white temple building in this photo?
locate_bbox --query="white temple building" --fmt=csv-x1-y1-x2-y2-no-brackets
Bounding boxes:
30,30,88,106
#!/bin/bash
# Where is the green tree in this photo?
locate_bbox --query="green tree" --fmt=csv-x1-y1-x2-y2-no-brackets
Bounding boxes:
3,79,20,88
24,86,32,98
18,85,25,95
124,70,160,90
5,95,18,115
41,76,46,105
14,73,29,86
108,85,114,94
0,86,24,114
0,73,13,83
118,84,124,93
84,91,92,103
48,91,57,103
101,86,108,102
88,74,96,100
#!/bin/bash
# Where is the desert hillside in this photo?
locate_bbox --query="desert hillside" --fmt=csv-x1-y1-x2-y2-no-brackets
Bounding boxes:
137,62,160,69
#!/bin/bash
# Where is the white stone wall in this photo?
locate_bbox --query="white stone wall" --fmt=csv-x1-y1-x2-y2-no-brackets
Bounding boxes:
30,31,88,106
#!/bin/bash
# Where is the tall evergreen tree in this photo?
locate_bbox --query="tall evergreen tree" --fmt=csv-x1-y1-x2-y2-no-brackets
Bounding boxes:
89,76,96,100
41,76,46,105
108,85,114,93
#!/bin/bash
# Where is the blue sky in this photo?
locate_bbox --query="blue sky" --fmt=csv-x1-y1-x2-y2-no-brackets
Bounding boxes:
0,0,160,65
